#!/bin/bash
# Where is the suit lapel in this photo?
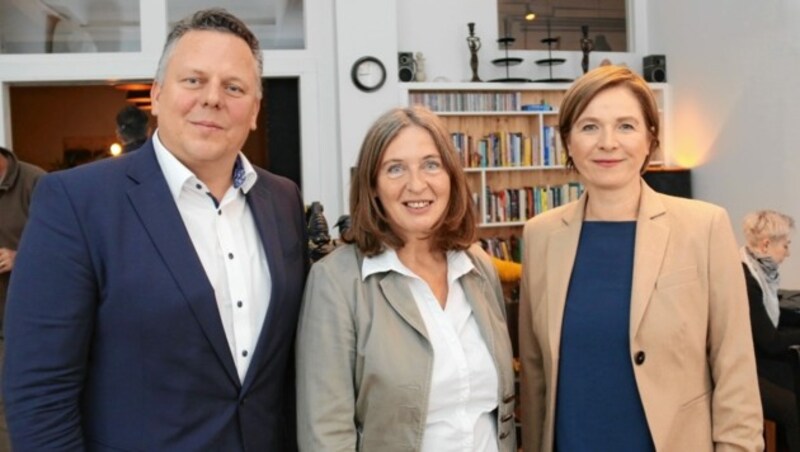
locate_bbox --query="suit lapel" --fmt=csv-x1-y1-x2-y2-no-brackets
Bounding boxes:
125,144,239,386
630,183,669,339
241,180,288,391
380,272,430,341
461,269,495,357
546,196,585,360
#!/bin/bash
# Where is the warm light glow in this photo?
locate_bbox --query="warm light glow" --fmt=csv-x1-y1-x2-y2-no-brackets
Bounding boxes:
525,11,536,21
671,97,719,168
113,82,152,91
110,143,123,157
126,89,151,102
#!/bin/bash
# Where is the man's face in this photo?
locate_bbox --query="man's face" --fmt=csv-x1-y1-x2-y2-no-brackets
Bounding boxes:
150,30,261,176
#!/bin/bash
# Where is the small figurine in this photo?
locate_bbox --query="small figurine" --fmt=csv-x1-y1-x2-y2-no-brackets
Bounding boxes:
580,25,594,74
332,214,352,247
414,52,427,82
334,214,351,237
466,23,482,82
306,201,335,263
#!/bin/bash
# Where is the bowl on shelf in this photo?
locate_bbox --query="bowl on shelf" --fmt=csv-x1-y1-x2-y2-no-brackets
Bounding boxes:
492,57,524,66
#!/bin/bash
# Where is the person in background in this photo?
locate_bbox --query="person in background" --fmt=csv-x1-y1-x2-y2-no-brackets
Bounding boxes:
115,105,150,153
518,65,763,451
3,8,307,450
296,106,516,451
0,146,44,452
741,209,800,451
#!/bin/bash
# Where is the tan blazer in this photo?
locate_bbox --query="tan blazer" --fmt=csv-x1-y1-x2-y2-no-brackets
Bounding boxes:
519,182,763,452
296,244,516,452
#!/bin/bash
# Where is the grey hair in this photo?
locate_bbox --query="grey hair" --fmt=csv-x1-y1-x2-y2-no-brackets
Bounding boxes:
154,8,263,97
743,210,795,248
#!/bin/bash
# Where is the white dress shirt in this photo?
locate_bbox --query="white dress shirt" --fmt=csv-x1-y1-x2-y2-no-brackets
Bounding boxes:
362,249,499,452
153,130,271,383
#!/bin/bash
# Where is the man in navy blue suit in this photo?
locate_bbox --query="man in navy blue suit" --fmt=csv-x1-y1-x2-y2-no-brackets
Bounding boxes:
3,8,307,450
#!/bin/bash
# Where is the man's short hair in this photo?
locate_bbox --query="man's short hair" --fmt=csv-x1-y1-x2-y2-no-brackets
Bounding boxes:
116,105,149,143
154,8,263,97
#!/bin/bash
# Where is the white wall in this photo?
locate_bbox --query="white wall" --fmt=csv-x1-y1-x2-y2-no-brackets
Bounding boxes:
333,0,400,212
648,1,800,288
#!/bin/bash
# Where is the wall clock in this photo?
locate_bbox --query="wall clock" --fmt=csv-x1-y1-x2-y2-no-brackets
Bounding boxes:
351,56,386,93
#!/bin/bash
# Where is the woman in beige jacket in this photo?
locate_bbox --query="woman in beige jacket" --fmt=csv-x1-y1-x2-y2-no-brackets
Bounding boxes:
296,107,516,451
519,66,763,451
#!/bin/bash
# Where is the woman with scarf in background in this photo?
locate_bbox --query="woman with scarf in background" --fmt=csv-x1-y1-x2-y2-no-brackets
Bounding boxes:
742,209,800,451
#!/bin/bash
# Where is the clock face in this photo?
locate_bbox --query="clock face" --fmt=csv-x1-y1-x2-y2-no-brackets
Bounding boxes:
352,56,386,92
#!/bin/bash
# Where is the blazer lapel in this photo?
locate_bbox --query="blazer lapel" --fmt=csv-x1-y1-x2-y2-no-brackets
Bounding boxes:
546,196,585,360
125,144,239,386
380,272,430,341
629,183,669,339
241,181,288,391
461,270,495,356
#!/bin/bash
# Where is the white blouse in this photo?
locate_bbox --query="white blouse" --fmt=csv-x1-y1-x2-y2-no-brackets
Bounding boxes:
362,249,499,452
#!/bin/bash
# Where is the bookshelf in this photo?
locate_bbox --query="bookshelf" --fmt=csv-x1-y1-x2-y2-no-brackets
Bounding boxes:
401,82,671,263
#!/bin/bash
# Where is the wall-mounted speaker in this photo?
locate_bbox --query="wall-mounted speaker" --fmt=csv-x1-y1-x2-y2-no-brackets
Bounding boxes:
398,52,416,82
643,168,691,198
643,55,667,83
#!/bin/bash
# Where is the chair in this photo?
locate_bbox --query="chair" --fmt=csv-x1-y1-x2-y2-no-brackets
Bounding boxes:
772,344,800,452
764,418,777,452
791,344,800,425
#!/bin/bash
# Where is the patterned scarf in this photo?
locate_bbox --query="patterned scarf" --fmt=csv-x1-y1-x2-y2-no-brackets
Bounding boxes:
741,246,781,327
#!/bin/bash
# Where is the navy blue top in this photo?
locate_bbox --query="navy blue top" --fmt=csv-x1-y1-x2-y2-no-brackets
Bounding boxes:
555,221,654,451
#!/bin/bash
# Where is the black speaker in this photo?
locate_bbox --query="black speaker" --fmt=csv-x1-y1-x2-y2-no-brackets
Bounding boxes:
398,52,416,82
643,55,666,83
643,168,691,198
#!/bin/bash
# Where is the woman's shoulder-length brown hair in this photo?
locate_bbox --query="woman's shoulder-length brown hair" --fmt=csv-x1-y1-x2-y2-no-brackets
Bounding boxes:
559,65,661,173
344,106,477,256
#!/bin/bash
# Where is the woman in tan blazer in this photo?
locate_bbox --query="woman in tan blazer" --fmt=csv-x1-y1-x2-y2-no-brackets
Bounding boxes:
296,107,516,451
519,66,763,451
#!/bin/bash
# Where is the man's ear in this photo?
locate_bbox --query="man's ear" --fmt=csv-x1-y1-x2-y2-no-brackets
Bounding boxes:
250,99,260,131
150,83,161,117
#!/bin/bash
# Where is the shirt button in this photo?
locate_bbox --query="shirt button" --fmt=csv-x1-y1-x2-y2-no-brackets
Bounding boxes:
195,183,202,190
242,350,248,357
228,252,234,260
237,301,243,308
217,210,222,216
634,351,646,365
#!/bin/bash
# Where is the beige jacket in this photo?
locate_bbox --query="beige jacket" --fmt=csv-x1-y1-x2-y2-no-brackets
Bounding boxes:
297,243,516,451
519,182,763,452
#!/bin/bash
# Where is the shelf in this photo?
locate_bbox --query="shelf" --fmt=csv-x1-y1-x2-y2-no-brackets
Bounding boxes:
533,78,574,83
480,221,527,228
492,57,523,66
488,77,534,83
464,165,568,173
401,82,574,91
535,58,566,66
434,110,557,116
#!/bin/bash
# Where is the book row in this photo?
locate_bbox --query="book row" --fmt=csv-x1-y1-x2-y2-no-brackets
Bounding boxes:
480,235,522,263
409,91,522,112
452,127,565,168
477,182,584,224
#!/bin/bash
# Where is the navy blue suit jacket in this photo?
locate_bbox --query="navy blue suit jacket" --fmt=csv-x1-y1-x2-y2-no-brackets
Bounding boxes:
3,142,307,451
